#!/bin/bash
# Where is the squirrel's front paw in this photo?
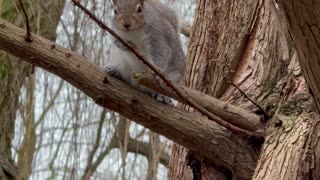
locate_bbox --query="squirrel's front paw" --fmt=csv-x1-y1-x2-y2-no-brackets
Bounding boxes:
105,66,122,80
152,93,173,105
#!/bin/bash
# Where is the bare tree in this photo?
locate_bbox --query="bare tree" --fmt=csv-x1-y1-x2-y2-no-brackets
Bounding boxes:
2,0,173,179
0,0,65,179
1,0,319,179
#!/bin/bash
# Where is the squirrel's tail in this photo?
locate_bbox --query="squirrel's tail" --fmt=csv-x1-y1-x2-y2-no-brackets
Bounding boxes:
147,0,181,32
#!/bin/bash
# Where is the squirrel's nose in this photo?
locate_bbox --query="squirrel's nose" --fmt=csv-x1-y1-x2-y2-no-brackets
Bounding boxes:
123,23,131,29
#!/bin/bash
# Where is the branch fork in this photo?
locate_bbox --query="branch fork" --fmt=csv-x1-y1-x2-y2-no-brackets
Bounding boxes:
71,0,264,138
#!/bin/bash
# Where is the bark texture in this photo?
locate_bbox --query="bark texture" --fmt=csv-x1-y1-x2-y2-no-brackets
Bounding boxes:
0,1,65,179
0,18,258,179
134,72,263,132
251,0,320,179
280,0,320,111
169,0,263,179
169,0,320,179
253,113,320,179
0,0,320,179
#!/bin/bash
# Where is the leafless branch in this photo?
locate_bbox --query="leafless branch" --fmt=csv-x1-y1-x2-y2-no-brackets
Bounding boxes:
134,72,264,132
0,155,18,179
71,0,261,138
213,60,269,120
18,0,32,42
83,110,107,180
0,18,259,178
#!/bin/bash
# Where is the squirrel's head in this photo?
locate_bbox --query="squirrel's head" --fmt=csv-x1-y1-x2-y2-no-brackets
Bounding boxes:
112,0,145,32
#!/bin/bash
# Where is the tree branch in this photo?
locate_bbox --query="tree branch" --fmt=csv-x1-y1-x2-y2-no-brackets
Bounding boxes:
83,109,107,179
134,72,264,132
0,155,17,179
18,0,32,42
125,137,170,167
70,0,259,138
0,18,258,179
81,116,170,180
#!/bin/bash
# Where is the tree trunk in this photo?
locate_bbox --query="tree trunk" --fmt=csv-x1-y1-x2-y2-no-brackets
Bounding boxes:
0,0,319,179
0,1,65,179
279,0,320,111
0,17,259,179
252,0,320,179
169,0,320,179
169,0,263,179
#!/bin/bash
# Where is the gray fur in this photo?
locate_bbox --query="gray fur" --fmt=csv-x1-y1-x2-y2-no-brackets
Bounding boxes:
146,0,180,32
143,2,185,83
105,0,186,104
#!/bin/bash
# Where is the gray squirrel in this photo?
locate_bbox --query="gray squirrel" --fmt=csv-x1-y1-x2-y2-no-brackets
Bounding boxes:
105,0,186,104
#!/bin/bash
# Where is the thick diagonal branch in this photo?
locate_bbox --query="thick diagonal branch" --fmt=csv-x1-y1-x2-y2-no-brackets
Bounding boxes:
71,0,259,138
134,72,264,132
0,18,258,179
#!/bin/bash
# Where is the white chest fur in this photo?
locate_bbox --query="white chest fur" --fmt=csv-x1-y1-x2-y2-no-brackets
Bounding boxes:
108,29,151,85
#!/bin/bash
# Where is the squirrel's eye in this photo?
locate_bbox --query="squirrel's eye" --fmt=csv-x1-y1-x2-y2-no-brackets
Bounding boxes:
137,6,142,13
114,9,118,15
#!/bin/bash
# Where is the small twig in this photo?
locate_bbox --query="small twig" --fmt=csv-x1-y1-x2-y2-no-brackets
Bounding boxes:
83,109,106,179
213,60,269,120
18,0,32,42
0,155,18,179
230,82,268,118
71,0,261,138
134,72,264,132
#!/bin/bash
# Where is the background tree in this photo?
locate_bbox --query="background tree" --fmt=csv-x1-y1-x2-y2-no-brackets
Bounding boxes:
0,0,65,179
1,0,194,179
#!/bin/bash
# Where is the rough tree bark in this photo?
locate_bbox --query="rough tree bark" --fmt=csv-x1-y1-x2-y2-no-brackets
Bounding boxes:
169,0,320,179
0,18,258,179
169,0,263,179
252,0,320,179
0,0,319,179
279,0,320,111
0,1,65,179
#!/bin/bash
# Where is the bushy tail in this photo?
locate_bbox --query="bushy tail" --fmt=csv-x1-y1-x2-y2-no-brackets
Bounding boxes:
147,0,181,32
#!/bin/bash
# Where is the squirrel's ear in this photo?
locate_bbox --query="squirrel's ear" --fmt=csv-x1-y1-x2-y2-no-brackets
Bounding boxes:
112,0,117,5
